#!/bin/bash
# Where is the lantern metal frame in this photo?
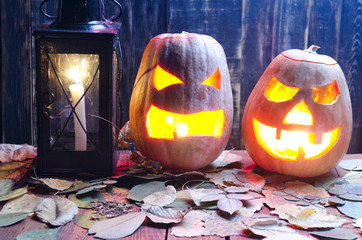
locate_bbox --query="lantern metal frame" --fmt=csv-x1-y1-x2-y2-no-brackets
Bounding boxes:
34,23,122,177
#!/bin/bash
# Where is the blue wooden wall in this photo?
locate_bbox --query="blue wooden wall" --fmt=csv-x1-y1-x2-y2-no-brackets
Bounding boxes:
1,0,361,153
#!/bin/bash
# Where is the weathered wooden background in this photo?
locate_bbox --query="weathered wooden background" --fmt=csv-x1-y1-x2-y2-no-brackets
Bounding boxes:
1,0,361,153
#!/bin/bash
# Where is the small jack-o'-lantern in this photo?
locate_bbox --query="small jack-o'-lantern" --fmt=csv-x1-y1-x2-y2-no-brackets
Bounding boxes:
242,45,352,177
129,32,233,170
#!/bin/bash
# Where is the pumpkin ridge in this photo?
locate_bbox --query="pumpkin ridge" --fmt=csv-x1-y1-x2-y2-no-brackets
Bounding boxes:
281,53,337,66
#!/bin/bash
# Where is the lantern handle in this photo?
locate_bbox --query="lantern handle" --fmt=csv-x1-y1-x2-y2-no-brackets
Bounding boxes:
109,0,123,21
40,0,57,19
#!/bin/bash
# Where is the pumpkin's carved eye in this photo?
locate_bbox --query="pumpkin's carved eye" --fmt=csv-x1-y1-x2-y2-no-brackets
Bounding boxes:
264,77,300,102
312,80,340,104
201,68,221,90
153,65,184,91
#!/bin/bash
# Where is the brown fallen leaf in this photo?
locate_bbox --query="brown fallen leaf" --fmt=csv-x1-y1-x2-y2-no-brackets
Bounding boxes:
35,177,74,191
0,185,27,202
0,144,36,163
35,196,78,226
223,170,265,192
288,208,348,229
203,211,247,237
217,197,243,215
88,211,146,239
171,210,209,237
0,159,34,182
0,194,45,216
142,185,176,207
248,218,296,237
310,227,360,240
146,206,188,224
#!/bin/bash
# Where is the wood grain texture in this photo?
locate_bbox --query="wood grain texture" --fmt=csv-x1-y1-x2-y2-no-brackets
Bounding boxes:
338,0,362,153
239,0,274,148
1,0,33,144
118,0,167,125
167,0,243,149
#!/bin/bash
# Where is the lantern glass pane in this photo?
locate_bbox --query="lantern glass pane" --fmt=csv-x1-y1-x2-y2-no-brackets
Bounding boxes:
47,53,100,151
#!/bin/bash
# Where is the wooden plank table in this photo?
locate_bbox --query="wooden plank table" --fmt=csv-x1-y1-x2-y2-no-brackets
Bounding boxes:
0,151,361,240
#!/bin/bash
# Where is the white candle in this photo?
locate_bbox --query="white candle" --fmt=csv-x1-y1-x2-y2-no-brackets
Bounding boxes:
70,83,87,151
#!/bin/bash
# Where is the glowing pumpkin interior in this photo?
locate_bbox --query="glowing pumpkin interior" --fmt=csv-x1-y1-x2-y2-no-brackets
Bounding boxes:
146,65,225,140
253,77,341,161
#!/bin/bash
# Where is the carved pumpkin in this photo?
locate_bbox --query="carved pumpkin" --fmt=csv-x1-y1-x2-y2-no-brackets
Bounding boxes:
242,46,352,177
129,32,233,170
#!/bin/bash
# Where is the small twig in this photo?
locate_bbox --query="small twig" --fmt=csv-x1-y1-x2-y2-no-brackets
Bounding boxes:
88,114,120,132
81,232,88,240
323,166,358,189
181,179,209,191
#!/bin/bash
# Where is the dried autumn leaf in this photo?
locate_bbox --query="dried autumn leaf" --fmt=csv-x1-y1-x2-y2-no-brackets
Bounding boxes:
288,208,348,229
248,219,296,237
0,185,27,202
0,179,13,194
217,197,243,215
223,170,265,192
146,206,187,224
354,218,362,229
171,210,209,237
205,169,238,187
271,204,303,220
142,185,176,207
203,211,247,237
88,211,146,239
225,186,249,193
337,200,362,219
328,184,349,195
200,193,225,202
338,159,362,171
187,188,208,206
76,185,100,195
0,159,33,182
328,196,345,205
205,151,243,170
238,192,264,217
263,233,314,240
0,194,45,216
36,177,74,191
74,211,97,229
338,193,362,202
16,227,60,240
0,144,36,163
102,179,117,185
263,181,328,210
227,193,255,200
347,185,362,195
310,228,360,240
35,196,78,226
70,191,104,209
58,178,107,194
127,181,165,202
0,212,29,227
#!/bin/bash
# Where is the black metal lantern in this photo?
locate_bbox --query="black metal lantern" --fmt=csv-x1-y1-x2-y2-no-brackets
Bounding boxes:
34,0,122,176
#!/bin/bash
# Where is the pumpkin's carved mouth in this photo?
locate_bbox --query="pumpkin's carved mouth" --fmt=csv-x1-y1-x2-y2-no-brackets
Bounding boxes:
253,119,341,161
146,105,225,140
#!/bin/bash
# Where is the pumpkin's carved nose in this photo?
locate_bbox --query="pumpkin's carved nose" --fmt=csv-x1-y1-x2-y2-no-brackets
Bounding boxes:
283,100,313,126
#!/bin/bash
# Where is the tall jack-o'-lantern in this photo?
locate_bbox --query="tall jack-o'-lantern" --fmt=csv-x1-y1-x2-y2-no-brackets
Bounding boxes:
129,32,233,170
242,46,352,177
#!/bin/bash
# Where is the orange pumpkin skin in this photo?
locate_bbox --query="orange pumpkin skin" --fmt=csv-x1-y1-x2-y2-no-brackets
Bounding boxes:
242,46,352,177
129,32,233,170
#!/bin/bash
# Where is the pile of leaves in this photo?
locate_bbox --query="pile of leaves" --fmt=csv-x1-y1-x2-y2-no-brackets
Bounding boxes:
0,149,362,239
0,144,36,182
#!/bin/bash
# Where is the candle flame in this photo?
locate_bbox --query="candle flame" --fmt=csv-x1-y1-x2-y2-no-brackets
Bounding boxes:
68,67,84,85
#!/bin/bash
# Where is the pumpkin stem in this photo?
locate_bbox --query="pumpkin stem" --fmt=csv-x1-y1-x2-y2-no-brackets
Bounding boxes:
305,45,320,54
